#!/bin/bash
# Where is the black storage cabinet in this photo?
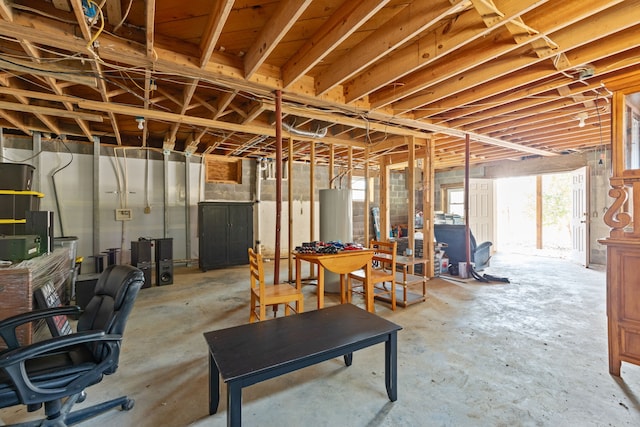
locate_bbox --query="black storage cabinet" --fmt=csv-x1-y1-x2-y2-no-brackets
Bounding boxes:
198,202,253,271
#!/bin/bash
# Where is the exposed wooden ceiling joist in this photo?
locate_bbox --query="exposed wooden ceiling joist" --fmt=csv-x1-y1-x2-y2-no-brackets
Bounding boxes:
0,0,635,170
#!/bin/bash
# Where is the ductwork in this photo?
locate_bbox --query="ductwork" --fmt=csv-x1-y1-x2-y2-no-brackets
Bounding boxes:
282,121,328,139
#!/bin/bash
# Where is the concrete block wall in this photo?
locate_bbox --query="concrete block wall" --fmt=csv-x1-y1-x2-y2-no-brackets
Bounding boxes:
203,159,253,201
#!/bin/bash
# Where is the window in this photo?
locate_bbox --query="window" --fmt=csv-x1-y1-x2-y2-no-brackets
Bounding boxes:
351,176,366,201
448,188,465,217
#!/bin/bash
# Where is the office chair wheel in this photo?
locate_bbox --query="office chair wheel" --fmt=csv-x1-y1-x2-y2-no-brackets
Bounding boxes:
121,398,135,411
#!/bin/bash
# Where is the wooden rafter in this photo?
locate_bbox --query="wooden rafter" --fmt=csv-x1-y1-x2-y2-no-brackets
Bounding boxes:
411,22,640,120
68,0,120,143
199,0,235,68
0,1,635,168
145,0,155,58
244,0,312,79
0,0,12,21
316,0,472,95
282,0,391,88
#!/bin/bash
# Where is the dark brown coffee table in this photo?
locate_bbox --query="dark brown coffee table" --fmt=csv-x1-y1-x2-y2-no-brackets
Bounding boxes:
203,303,402,426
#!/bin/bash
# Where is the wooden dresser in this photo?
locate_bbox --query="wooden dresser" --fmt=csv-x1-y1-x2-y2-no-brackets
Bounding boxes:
600,71,640,376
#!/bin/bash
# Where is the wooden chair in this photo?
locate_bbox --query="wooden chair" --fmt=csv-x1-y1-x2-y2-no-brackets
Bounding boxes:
249,248,304,322
347,240,398,311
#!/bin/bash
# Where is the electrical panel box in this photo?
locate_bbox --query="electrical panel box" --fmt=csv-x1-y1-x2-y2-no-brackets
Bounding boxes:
115,208,133,221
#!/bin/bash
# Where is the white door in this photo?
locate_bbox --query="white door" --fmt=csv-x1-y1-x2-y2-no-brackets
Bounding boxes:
469,179,495,248
570,167,590,266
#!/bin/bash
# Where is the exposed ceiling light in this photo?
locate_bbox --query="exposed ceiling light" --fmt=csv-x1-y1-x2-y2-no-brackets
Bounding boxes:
135,116,145,130
575,112,588,128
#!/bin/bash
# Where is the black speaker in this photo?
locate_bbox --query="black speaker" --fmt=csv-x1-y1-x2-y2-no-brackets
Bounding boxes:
156,259,173,286
25,211,54,254
136,261,152,289
154,238,173,261
131,240,152,265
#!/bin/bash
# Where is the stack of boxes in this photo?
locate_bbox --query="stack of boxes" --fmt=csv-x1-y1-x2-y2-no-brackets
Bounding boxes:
0,163,43,262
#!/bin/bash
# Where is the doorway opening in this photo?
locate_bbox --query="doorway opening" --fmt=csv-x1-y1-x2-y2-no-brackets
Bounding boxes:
496,172,573,258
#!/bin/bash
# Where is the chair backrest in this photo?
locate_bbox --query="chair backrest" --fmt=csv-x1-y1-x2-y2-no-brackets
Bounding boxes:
77,264,144,364
370,240,397,279
248,248,265,296
433,224,478,266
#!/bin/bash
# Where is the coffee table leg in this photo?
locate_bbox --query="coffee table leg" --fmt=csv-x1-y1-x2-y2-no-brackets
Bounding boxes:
385,332,398,401
344,353,353,366
227,381,242,427
209,353,220,414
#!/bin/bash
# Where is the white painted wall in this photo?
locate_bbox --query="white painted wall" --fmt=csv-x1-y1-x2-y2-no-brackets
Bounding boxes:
4,145,203,272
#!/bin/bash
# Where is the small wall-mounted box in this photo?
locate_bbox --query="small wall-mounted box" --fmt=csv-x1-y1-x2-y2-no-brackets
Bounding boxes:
115,208,133,221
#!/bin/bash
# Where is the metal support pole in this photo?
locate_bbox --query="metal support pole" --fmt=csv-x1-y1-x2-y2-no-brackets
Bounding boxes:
464,134,471,274
185,153,192,266
274,90,283,284
32,132,41,192
163,150,170,237
93,136,100,258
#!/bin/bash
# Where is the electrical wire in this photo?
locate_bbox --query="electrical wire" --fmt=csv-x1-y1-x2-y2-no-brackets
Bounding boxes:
86,0,105,50
113,0,134,33
50,137,74,237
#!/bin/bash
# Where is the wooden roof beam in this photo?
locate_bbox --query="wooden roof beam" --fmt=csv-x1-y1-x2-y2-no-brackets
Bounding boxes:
344,0,545,104
393,0,635,114
166,79,200,147
244,0,312,79
282,0,391,88
242,102,266,125
105,0,122,27
69,0,121,143
145,0,155,58
315,0,472,95
0,0,13,21
411,22,640,120
0,109,31,135
199,0,235,68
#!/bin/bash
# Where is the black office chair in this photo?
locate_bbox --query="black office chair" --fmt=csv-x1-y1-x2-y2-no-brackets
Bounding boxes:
0,264,144,426
434,224,493,270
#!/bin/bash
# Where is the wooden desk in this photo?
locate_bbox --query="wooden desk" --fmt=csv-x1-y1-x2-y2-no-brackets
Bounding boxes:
375,255,428,308
203,304,402,427
294,250,374,311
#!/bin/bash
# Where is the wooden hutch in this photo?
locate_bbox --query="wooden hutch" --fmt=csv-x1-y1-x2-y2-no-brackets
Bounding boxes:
601,71,640,376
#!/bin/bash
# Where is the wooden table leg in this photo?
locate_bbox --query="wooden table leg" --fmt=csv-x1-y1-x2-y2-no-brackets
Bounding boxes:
385,332,398,401
402,266,408,306
295,256,302,290
227,381,242,427
365,273,374,313
209,353,220,415
317,266,324,309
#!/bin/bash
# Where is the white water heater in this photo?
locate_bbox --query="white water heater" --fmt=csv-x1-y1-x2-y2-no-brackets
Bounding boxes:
319,189,353,292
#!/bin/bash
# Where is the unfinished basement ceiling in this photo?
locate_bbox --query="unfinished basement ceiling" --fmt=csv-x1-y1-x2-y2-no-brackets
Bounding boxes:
0,0,637,170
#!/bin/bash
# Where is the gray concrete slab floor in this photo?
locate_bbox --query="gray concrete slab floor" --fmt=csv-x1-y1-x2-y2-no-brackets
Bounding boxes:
2,252,640,426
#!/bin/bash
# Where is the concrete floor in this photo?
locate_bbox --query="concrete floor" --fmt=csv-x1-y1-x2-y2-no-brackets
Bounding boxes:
2,252,640,426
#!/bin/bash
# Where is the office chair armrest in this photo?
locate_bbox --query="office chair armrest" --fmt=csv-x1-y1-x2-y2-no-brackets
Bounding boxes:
0,331,122,405
476,241,493,251
0,330,117,367
0,306,83,349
